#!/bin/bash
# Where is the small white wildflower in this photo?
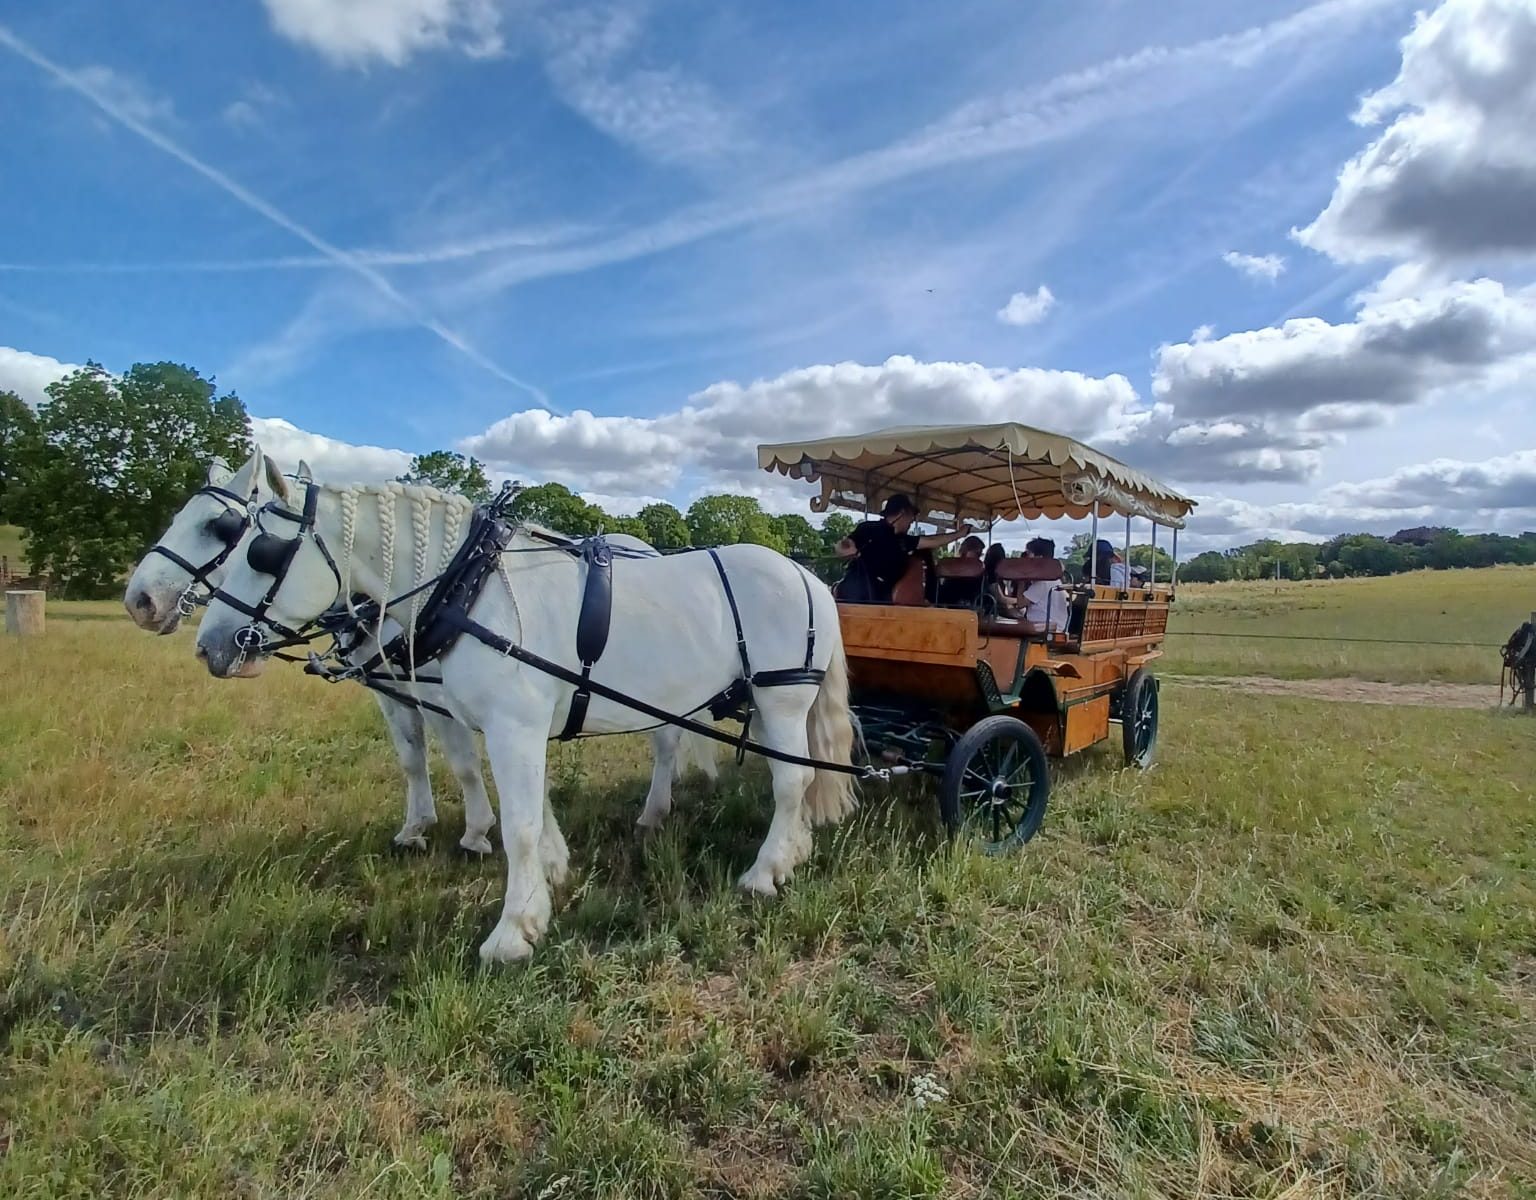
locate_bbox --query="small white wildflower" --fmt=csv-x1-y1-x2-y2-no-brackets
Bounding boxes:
911,1073,948,1109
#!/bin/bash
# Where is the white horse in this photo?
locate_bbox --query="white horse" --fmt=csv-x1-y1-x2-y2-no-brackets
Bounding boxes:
194,471,857,963
124,447,716,858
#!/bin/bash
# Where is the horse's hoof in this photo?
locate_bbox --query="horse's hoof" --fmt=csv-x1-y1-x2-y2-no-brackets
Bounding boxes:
479,923,535,964
458,832,494,856
391,832,430,853
738,866,778,897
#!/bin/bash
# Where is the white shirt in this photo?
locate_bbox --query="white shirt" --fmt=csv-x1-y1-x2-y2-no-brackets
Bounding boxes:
1109,561,1128,587
1022,579,1067,630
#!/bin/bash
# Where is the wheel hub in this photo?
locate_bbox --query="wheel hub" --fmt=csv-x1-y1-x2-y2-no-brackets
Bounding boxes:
988,776,1010,804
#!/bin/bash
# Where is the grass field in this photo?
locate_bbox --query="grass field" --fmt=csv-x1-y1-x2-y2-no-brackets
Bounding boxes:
1165,566,1536,685
2,584,1535,1198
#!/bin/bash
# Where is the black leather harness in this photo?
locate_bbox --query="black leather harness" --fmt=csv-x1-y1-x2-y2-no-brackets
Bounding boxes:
234,486,870,777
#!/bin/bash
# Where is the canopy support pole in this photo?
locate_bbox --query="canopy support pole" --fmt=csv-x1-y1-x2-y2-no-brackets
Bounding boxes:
1150,523,1157,585
1090,510,1099,584
1124,514,1132,594
1171,527,1179,589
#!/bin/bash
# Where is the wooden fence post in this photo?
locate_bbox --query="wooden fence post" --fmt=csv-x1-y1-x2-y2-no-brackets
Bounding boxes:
5,590,44,637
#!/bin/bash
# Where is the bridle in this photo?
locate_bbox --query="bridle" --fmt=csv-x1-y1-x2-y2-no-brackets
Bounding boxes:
144,484,257,616
209,482,344,669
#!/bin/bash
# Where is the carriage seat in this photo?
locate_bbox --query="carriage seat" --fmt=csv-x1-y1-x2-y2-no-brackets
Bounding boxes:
990,557,1064,585
931,556,984,607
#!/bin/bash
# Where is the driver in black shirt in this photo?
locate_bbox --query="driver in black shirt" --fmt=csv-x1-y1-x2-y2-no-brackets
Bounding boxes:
834,494,976,603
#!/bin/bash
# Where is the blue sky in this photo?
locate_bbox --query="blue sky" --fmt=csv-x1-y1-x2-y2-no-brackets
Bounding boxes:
3,0,1535,550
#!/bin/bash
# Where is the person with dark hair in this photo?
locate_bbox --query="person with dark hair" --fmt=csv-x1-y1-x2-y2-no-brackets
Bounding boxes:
1083,537,1128,587
934,535,986,606
1021,536,1066,631
835,494,974,603
978,543,1009,615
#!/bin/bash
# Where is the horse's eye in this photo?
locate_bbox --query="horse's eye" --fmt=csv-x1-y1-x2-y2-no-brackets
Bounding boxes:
208,509,246,544
247,532,293,576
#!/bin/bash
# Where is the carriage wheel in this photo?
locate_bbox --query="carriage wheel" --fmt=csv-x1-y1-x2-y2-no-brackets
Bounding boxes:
939,715,1050,853
1121,668,1159,768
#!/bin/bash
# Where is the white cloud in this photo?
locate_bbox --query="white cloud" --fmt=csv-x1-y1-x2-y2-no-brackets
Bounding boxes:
259,0,503,67
70,65,174,125
1297,0,1536,267
1222,250,1286,280
461,355,1144,494
0,346,79,407
1153,278,1536,420
535,7,741,169
222,82,286,130
249,416,414,481
997,285,1057,327
1325,446,1536,511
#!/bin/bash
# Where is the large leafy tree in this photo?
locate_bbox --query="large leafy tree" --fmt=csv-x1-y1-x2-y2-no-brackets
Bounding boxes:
635,502,691,549
685,494,785,551
509,482,607,535
0,389,39,522
6,362,250,596
400,449,491,502
771,512,822,558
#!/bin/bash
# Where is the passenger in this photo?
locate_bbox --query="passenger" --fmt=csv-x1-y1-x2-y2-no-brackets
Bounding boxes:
1084,538,1129,587
1021,537,1067,632
934,536,986,606
983,543,1022,617
835,494,975,604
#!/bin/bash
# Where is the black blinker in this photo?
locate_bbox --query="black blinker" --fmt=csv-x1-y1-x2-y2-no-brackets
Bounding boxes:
209,508,246,544
247,532,294,576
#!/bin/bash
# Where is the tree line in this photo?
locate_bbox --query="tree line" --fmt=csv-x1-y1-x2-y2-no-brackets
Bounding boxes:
1178,529,1536,583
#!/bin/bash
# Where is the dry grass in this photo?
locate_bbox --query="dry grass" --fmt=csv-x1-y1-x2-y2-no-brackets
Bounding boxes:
2,593,1534,1197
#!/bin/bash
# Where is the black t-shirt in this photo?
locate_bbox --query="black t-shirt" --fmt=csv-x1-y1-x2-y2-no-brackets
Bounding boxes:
850,519,920,597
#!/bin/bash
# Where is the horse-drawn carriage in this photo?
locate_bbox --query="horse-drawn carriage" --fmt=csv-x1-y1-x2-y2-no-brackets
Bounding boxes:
759,422,1196,851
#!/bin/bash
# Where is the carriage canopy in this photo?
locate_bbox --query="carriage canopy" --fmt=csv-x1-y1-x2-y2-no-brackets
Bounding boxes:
758,422,1196,529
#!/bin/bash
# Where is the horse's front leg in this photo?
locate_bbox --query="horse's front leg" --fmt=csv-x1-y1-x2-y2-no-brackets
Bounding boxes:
479,720,553,964
374,693,436,850
425,712,496,856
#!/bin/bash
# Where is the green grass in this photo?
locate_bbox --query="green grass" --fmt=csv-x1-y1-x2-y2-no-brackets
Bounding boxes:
1165,565,1536,684
2,595,1535,1197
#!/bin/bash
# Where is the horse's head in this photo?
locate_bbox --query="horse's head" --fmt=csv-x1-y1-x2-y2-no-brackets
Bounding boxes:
123,447,287,634
195,464,341,678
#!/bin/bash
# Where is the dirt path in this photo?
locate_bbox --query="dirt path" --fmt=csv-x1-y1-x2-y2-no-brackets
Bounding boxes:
1166,674,1502,709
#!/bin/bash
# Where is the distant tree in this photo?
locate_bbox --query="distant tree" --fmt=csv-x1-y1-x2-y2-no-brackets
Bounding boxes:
1127,542,1176,579
686,494,786,551
605,514,650,541
509,482,606,535
635,502,691,549
400,450,491,502
819,512,855,554
0,389,39,522
1389,525,1453,547
771,513,823,558
6,362,250,595
1177,550,1231,584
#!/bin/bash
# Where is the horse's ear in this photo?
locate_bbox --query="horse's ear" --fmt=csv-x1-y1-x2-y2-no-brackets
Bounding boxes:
207,456,233,485
263,454,290,502
226,446,264,499
295,460,314,483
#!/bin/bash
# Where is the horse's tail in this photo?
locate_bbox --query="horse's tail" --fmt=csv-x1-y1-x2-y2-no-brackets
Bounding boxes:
673,731,719,782
804,628,857,827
